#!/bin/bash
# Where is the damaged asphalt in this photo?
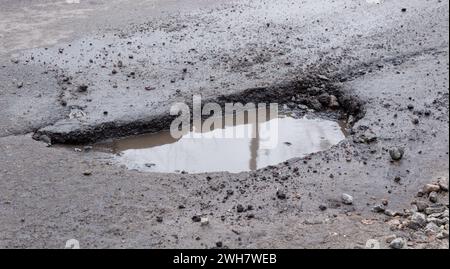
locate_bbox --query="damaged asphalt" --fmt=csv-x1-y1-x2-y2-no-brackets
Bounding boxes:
0,0,449,248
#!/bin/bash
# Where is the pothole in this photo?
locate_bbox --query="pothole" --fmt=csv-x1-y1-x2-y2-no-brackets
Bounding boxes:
94,111,347,173
38,77,364,173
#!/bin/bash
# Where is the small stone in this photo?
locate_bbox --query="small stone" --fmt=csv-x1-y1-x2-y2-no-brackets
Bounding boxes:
192,216,201,222
427,217,447,226
437,230,449,239
415,201,429,212
423,184,440,194
318,93,331,106
384,210,398,217
298,104,309,110
78,85,88,93
412,117,419,125
408,212,427,230
354,129,377,144
246,213,255,219
329,95,340,108
389,238,405,249
319,204,327,211
308,99,322,111
438,181,449,192
17,82,23,88
387,218,402,227
200,217,209,226
11,58,19,64
429,192,438,203
83,170,92,176
341,193,353,205
276,190,287,200
385,235,397,244
424,222,440,236
373,204,386,213
410,204,419,213
317,74,330,81
424,205,446,215
236,204,245,213
389,147,404,161
156,216,163,223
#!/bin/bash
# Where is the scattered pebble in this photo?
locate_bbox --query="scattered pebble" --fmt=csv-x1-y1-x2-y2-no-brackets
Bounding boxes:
276,190,287,200
385,235,397,244
341,193,353,205
200,217,209,226
329,95,340,108
429,192,438,203
423,184,440,194
389,147,404,161
415,201,429,212
408,212,427,230
424,205,446,215
78,85,88,93
389,238,405,249
373,204,386,213
438,180,449,192
236,204,245,213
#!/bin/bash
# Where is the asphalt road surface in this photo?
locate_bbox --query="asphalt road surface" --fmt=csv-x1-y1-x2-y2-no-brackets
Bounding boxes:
0,0,448,249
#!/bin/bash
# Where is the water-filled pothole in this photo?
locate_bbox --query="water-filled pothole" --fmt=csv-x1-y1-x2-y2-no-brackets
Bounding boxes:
95,112,347,173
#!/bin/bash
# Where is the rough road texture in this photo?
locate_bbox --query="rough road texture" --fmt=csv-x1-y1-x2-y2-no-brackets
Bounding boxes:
0,0,449,249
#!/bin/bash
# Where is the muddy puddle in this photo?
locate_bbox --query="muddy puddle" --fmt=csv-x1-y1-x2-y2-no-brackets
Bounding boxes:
94,112,347,173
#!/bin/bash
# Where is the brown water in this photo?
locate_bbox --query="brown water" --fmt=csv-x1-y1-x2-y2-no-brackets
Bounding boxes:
98,115,346,173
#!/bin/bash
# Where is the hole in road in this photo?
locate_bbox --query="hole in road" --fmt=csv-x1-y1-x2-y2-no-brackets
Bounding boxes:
94,111,347,173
